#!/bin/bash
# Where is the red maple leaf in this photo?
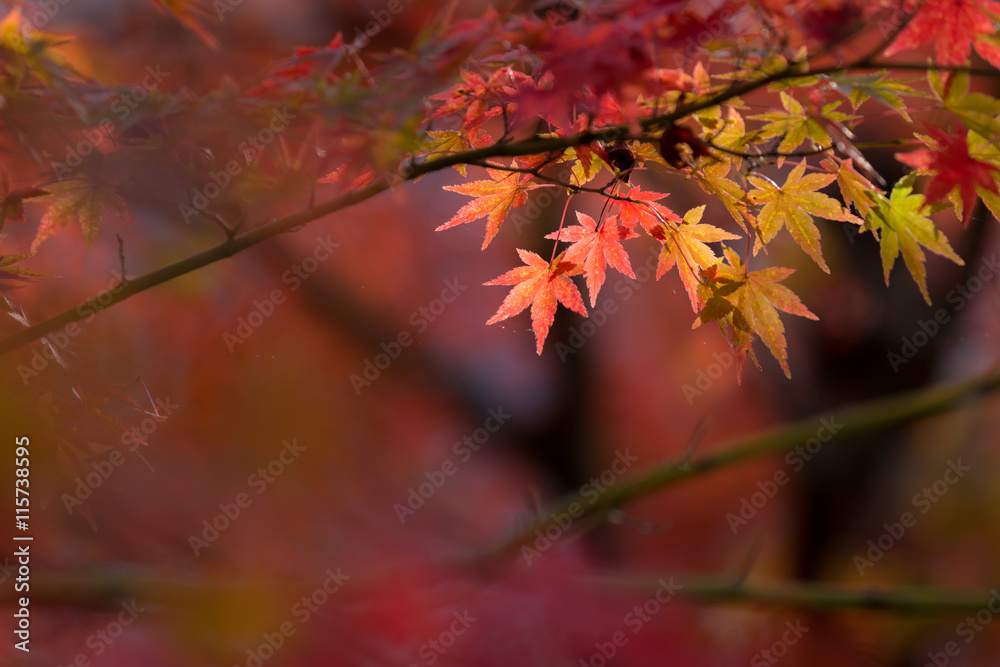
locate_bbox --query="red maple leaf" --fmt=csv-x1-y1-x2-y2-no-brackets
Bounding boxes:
896,127,1000,224
885,0,1000,68
512,21,653,127
615,185,681,233
429,68,530,134
545,212,638,306
484,249,588,354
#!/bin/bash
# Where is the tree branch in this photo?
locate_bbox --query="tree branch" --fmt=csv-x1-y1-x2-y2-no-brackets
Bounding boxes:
2,54,998,358
478,364,1000,562
11,567,997,616
589,572,997,614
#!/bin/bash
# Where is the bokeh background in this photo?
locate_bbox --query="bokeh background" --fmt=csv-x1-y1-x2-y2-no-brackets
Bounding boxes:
1,1,1000,665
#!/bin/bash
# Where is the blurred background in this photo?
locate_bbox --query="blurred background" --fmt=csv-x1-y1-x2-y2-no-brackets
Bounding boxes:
1,1,1000,665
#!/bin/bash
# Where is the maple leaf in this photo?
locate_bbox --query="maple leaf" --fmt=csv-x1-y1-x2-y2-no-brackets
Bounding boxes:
0,251,52,290
864,178,965,304
709,106,754,161
966,128,1000,219
33,179,133,251
886,0,1000,69
696,248,817,379
822,156,879,220
654,205,740,311
928,70,1000,143
438,163,537,249
512,22,652,127
419,129,492,176
895,127,1000,224
429,68,530,135
545,212,637,306
751,92,850,155
614,185,680,234
484,249,587,354
828,71,923,122
748,164,850,273
565,145,604,186
696,161,753,232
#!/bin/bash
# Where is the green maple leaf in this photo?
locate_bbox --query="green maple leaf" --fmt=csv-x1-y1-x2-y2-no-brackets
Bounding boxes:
748,164,849,273
929,70,1000,145
828,71,923,122
750,92,849,154
864,177,964,304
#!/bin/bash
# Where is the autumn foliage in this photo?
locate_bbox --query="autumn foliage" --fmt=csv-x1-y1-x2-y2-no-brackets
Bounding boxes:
1,0,998,377
4,0,1000,664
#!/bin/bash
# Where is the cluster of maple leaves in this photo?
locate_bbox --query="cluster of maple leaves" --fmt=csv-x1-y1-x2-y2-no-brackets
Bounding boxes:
3,0,1000,380
422,1,1000,377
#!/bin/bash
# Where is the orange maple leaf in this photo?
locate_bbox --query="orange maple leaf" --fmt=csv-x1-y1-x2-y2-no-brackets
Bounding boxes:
438,164,537,249
484,249,587,354
885,0,1000,68
545,212,638,306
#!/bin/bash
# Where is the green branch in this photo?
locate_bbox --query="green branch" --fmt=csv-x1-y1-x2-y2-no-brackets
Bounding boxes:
9,567,996,617
589,572,998,615
480,365,1000,562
